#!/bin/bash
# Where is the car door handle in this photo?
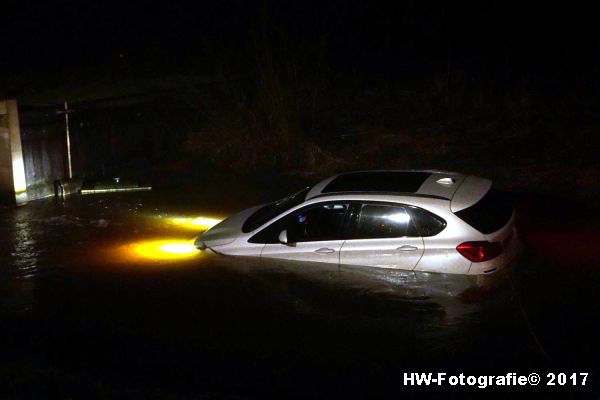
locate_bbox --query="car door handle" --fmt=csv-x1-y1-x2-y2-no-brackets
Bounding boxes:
397,245,418,251
315,247,335,254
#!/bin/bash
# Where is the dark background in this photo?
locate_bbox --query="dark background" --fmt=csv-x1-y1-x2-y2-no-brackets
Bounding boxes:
2,2,600,398
2,1,598,83
2,1,599,199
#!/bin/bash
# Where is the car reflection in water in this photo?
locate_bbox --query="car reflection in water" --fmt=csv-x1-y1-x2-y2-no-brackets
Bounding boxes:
208,253,514,327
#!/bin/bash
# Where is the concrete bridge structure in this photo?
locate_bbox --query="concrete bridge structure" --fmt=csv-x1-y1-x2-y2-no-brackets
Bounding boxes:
0,99,28,205
1,91,198,206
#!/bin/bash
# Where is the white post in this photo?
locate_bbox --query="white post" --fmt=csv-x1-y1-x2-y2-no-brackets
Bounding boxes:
64,101,73,179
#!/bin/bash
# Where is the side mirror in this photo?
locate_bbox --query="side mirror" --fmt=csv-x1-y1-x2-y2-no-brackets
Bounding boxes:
278,230,288,244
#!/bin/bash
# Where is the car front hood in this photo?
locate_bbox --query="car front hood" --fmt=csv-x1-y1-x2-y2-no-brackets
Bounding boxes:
195,204,264,248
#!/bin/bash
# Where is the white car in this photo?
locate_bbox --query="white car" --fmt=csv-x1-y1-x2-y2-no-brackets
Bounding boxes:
195,170,519,275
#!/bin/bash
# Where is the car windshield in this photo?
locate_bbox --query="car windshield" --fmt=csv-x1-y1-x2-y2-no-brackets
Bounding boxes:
241,187,310,233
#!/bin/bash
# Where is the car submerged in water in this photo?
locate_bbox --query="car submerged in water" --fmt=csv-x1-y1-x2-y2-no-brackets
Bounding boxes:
195,170,519,275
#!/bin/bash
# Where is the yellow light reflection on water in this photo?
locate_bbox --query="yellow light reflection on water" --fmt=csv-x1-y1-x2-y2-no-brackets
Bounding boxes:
166,216,222,231
127,239,201,261
94,237,208,269
94,213,225,268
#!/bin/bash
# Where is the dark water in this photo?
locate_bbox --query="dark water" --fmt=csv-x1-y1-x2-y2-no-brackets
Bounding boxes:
1,190,600,398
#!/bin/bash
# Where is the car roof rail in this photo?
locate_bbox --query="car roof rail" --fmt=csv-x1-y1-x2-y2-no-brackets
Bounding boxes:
309,192,450,201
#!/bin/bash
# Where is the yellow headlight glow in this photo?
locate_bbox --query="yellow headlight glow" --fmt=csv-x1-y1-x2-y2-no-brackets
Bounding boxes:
158,242,198,254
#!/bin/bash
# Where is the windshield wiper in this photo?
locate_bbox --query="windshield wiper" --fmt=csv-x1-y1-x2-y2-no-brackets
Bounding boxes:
275,186,309,205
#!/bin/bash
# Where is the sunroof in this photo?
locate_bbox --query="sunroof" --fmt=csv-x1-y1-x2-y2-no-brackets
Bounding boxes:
322,171,430,194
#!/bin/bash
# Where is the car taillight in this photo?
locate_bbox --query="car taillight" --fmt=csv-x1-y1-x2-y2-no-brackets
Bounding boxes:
456,241,503,262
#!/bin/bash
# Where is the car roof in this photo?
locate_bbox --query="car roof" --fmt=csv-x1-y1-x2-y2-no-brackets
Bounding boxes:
305,170,492,211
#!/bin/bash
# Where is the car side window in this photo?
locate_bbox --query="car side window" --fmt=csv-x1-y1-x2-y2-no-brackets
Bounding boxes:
248,202,350,244
288,203,350,242
351,204,419,239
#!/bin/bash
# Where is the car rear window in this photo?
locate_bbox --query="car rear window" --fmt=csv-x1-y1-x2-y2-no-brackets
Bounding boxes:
322,171,430,194
454,188,513,234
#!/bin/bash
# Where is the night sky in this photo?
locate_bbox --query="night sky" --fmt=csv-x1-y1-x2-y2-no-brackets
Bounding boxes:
2,1,599,94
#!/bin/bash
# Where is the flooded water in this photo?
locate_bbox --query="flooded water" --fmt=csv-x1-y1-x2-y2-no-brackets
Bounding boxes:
1,189,599,398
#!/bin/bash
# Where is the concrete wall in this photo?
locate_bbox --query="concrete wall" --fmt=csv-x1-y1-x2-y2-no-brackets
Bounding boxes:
3,92,200,205
20,108,67,200
0,103,13,204
0,100,69,204
0,99,28,205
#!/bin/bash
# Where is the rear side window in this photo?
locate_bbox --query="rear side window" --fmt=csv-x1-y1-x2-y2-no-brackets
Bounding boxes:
406,206,446,236
351,204,419,239
454,189,513,234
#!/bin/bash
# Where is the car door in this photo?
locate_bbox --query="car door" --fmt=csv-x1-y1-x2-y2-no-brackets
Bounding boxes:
339,203,424,270
258,202,351,264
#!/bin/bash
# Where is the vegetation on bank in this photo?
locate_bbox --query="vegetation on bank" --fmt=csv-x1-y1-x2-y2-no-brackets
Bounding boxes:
7,33,599,202
179,56,599,201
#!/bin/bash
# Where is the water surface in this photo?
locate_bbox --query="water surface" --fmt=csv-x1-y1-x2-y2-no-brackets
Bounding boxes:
1,190,599,397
